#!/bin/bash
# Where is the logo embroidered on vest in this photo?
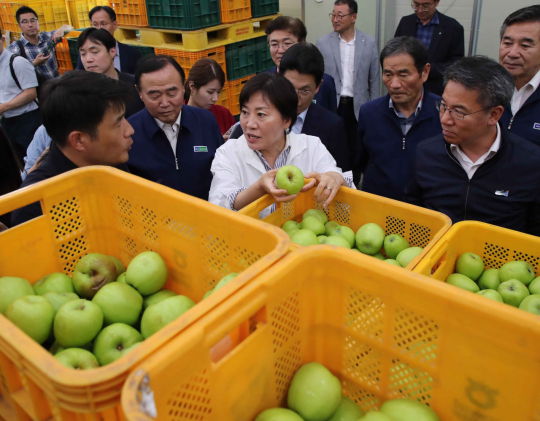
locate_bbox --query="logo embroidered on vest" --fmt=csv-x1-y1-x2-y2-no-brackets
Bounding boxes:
495,190,509,197
194,146,208,152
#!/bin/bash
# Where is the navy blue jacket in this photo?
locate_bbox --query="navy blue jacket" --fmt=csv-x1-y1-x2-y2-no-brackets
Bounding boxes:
228,103,350,171
77,41,142,74
127,105,224,200
500,85,540,147
357,92,442,201
405,129,540,236
269,66,338,114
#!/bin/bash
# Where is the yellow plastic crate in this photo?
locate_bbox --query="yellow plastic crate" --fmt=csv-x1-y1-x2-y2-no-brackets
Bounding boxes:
0,0,69,32
121,246,540,420
67,0,108,28
239,188,452,269
0,167,289,421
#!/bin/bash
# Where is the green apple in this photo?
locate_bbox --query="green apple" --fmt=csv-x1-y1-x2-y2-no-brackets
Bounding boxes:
498,279,530,307
519,294,540,315
287,228,300,239
202,290,214,300
143,289,178,310
385,259,401,267
117,272,127,284
73,253,118,299
476,289,503,302
6,296,55,344
383,234,410,260
396,247,423,268
529,276,540,294
324,221,340,236
328,396,365,421
54,299,103,348
499,261,535,286
33,272,75,296
476,289,504,302
287,362,342,421
213,273,239,293
372,252,386,261
362,413,393,421
445,273,479,293
275,165,304,195
303,209,328,225
300,216,325,236
323,235,352,249
455,252,484,281
291,229,319,246
55,348,99,370
92,283,143,326
108,256,126,276
351,248,361,252
0,276,34,314
49,340,93,355
355,223,385,255
126,251,169,296
330,225,356,248
282,220,300,233
93,323,144,366
379,398,440,421
43,292,79,313
318,235,328,244
477,268,500,290
141,295,196,339
255,408,304,421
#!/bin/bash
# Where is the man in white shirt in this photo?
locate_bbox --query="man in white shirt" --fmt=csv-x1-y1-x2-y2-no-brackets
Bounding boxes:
0,33,40,167
316,0,380,183
499,6,540,146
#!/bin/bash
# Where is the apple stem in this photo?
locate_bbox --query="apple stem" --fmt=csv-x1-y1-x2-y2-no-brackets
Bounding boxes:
78,305,86,311
117,344,124,351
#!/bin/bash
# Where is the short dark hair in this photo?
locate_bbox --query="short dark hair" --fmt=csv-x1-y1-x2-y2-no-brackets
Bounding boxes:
135,55,186,88
239,73,297,129
279,43,324,87
500,6,540,39
443,56,515,109
184,58,225,101
40,71,131,146
77,27,116,51
334,0,357,14
265,16,307,42
380,36,428,74
16,6,38,22
89,5,116,22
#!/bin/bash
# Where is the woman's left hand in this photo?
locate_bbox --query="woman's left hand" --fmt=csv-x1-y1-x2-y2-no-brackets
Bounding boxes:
303,172,346,207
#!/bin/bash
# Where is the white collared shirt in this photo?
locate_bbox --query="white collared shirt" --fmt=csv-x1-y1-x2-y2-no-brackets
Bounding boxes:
291,108,309,134
154,112,181,158
511,69,540,116
208,132,355,217
114,41,121,71
339,32,356,97
450,123,501,179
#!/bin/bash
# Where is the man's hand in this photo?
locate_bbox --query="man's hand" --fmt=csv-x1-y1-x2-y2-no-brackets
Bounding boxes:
33,53,50,66
52,28,64,42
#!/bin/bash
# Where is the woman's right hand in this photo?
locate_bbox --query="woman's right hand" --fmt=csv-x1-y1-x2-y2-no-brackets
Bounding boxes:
259,169,299,203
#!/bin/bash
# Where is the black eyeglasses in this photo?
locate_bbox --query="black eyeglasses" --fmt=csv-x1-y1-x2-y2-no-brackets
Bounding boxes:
435,101,491,121
329,12,355,21
411,1,435,12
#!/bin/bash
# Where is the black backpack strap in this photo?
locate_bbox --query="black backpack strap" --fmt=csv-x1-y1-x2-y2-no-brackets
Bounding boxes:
9,54,39,106
16,40,28,59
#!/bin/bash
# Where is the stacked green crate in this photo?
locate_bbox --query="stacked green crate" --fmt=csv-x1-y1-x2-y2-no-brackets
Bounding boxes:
131,45,156,56
225,37,257,80
146,0,220,30
251,0,279,18
252,35,274,72
67,38,79,68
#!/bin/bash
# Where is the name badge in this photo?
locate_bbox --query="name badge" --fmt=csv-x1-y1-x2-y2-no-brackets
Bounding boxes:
495,190,509,197
194,146,208,152
534,123,540,130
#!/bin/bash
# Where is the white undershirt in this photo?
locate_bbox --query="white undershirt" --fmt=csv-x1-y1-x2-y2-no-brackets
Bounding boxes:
154,112,181,158
339,32,356,97
511,69,540,116
450,123,501,179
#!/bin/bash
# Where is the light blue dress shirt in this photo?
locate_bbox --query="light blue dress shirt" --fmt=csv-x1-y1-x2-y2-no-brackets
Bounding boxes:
291,108,308,134
22,124,52,180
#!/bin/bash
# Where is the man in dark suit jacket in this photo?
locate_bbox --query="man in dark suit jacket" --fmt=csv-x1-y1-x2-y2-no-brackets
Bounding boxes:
75,5,141,74
395,0,464,96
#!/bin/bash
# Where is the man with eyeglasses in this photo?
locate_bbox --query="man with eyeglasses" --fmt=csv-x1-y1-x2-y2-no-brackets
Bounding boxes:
8,6,71,80
75,6,141,75
395,0,464,96
317,0,380,184
406,56,540,236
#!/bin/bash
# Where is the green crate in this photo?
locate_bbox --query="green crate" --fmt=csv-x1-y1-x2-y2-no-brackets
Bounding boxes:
67,37,79,68
250,0,278,18
131,45,156,56
147,0,220,30
225,37,257,81
252,36,274,73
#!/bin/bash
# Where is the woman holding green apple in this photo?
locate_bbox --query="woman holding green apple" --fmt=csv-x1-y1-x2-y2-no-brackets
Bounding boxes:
209,73,354,217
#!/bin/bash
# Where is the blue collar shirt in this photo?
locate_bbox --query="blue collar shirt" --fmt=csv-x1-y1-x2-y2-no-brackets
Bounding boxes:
416,11,439,48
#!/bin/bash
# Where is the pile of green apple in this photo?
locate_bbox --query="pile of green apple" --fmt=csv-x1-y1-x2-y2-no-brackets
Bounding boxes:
445,252,540,315
281,210,422,268
255,362,440,420
0,250,223,370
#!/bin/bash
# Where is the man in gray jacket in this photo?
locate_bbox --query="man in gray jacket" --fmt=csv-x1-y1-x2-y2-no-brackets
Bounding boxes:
316,0,380,183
